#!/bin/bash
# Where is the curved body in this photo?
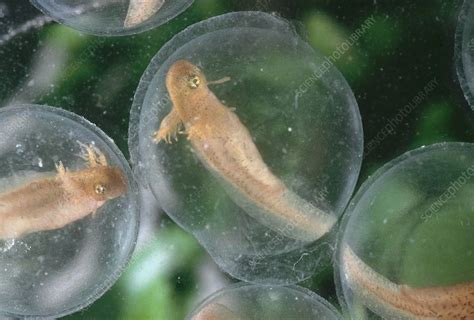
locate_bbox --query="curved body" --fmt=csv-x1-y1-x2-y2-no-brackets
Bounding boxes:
124,0,165,28
153,60,336,242
341,245,474,319
0,145,127,239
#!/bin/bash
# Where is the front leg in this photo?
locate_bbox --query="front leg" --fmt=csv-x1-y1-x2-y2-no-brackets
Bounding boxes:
152,108,183,144
55,161,67,177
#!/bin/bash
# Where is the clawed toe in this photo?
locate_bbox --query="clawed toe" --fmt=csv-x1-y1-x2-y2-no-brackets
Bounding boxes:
152,129,176,144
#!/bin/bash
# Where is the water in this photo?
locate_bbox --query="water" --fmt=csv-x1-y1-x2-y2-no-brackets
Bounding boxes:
0,15,54,46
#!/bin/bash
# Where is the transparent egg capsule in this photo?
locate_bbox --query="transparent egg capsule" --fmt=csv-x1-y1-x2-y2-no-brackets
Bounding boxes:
29,0,194,36
187,283,342,320
0,104,139,318
336,143,474,319
456,0,474,109
129,12,363,284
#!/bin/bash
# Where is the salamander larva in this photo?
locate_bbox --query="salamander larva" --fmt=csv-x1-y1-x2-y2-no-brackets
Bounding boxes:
152,60,336,242
0,144,127,240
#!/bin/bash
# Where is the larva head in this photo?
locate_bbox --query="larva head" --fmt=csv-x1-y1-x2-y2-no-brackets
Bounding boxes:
82,166,128,202
166,60,208,100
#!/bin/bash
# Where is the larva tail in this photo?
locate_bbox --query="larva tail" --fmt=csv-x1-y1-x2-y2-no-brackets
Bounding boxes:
341,245,434,320
229,184,337,242
342,245,401,299
124,0,165,28
274,189,337,242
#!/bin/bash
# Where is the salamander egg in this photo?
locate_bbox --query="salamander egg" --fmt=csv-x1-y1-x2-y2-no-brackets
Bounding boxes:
0,104,139,318
336,143,474,319
129,12,363,284
187,283,342,320
29,0,194,36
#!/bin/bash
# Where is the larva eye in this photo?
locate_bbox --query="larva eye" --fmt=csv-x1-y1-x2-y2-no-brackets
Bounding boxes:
188,75,200,89
95,184,107,195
